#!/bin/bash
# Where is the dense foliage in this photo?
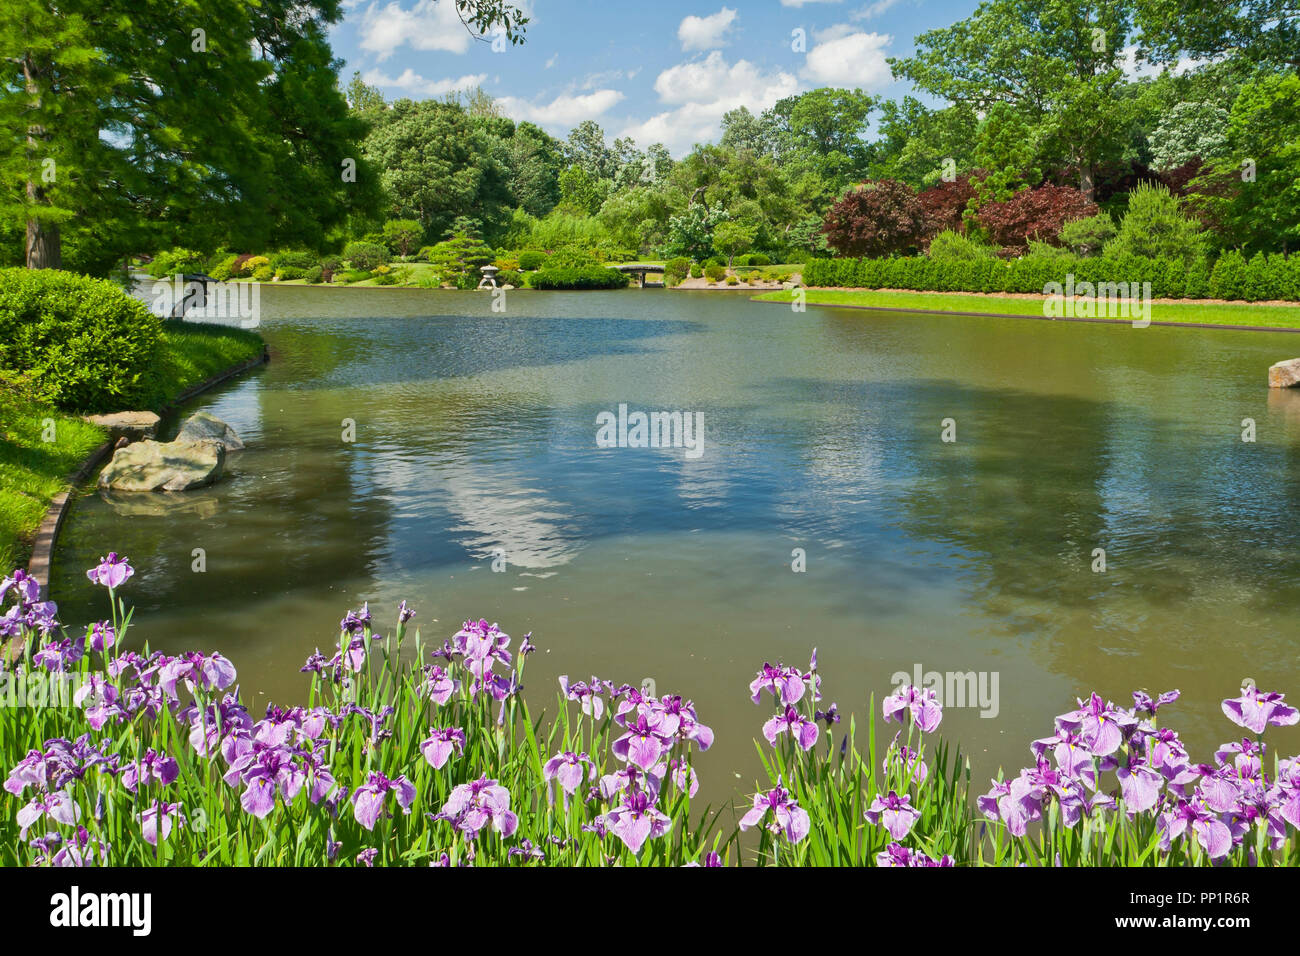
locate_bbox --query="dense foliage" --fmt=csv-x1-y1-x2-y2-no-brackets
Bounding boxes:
0,269,161,412
527,266,630,290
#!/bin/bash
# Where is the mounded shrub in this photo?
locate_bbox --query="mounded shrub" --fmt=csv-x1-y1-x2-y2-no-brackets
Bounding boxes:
304,266,324,284
252,265,274,282
275,266,307,281
664,257,691,284
270,250,317,271
526,266,630,290
0,268,162,412
343,241,390,272
517,250,547,271
704,263,726,282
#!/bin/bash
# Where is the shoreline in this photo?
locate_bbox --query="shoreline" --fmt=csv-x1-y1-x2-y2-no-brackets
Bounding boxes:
23,346,270,601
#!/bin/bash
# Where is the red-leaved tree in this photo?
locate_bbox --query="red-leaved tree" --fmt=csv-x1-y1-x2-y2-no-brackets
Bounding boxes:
917,174,980,238
822,179,930,257
975,185,1098,252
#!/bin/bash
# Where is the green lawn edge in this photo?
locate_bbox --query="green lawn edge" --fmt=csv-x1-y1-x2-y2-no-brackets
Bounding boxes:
751,288,1300,330
1,321,265,573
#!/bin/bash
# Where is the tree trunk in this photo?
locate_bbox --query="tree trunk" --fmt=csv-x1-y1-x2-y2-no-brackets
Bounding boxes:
23,53,61,269
1079,160,1095,203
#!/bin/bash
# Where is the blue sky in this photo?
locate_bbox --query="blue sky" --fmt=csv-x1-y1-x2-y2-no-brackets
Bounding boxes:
328,0,985,154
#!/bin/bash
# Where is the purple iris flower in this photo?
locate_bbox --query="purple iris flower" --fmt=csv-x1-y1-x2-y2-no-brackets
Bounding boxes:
876,843,954,867
559,676,605,720
49,826,109,868
138,802,185,846
749,663,806,707
1054,693,1133,756
762,704,820,751
397,601,416,625
86,553,133,590
683,851,723,867
657,757,699,798
158,651,237,697
882,684,943,733
16,789,79,839
87,621,115,653
1157,799,1232,860
612,711,673,770
738,779,810,844
351,772,416,831
519,632,536,656
356,848,379,867
1114,752,1164,813
599,766,662,803
122,750,180,793
422,664,459,705
865,790,921,840
454,619,511,678
604,789,672,853
543,751,593,797
884,740,929,787
420,727,466,770
339,604,372,635
32,636,85,673
815,703,840,729
1222,684,1300,734
0,568,39,604
184,694,253,758
1133,689,1180,717
439,775,518,840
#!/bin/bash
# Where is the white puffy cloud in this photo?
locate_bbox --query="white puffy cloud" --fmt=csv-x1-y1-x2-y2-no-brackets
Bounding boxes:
800,30,893,88
361,69,488,97
677,7,739,51
619,51,799,155
779,0,843,7
358,0,474,60
497,89,626,128
851,0,902,19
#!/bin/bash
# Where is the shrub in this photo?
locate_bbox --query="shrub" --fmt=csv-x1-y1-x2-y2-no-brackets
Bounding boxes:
495,269,523,287
823,179,929,257
704,263,726,283
928,229,996,262
343,241,390,271
1058,213,1117,258
275,266,307,281
517,250,547,271
664,257,691,284
918,174,980,237
304,266,324,284
425,234,496,286
741,252,772,267
208,254,239,282
1105,182,1208,265
270,250,317,271
526,266,631,290
252,265,274,282
0,268,162,412
239,256,269,278
689,262,703,279
337,270,372,284
725,275,739,285
976,185,1098,252
382,219,424,257
232,255,264,277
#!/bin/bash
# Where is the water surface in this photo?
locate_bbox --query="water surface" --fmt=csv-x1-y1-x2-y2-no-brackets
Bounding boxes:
52,286,1300,796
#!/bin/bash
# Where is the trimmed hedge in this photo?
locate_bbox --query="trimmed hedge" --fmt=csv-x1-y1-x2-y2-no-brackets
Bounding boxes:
802,252,1300,302
0,268,162,412
526,266,630,290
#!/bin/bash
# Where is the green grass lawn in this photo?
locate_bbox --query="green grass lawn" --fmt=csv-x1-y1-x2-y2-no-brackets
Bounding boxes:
751,288,1300,329
0,321,264,574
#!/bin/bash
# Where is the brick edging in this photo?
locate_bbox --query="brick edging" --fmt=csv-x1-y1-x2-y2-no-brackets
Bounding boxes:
24,345,270,599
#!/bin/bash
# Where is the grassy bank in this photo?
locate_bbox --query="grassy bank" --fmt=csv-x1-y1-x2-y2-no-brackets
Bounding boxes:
0,321,264,573
753,288,1300,330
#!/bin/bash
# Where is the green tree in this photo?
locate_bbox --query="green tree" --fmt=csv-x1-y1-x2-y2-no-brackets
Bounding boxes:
382,219,423,257
712,221,756,266
890,0,1139,200
557,164,608,216
1148,101,1231,171
1136,0,1300,70
1105,182,1208,263
766,88,877,190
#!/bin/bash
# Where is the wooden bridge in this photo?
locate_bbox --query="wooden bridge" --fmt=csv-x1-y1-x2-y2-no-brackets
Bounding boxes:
615,264,665,288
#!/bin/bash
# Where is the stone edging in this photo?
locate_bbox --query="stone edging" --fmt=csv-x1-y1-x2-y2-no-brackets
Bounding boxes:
749,295,1300,334
25,345,270,599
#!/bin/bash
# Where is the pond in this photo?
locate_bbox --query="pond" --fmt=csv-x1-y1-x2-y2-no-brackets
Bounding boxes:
50,285,1300,798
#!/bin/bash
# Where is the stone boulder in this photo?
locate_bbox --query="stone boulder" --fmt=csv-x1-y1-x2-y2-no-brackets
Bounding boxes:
82,411,161,442
176,411,244,450
1269,359,1300,388
97,439,225,492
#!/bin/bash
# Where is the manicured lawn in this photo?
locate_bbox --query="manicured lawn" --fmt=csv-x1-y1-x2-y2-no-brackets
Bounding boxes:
752,288,1300,330
0,321,264,574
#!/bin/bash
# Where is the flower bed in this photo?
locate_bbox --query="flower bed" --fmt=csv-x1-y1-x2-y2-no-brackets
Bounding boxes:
2,556,1298,866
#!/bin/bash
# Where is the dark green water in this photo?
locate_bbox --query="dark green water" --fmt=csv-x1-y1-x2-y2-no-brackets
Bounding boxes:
50,286,1300,792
